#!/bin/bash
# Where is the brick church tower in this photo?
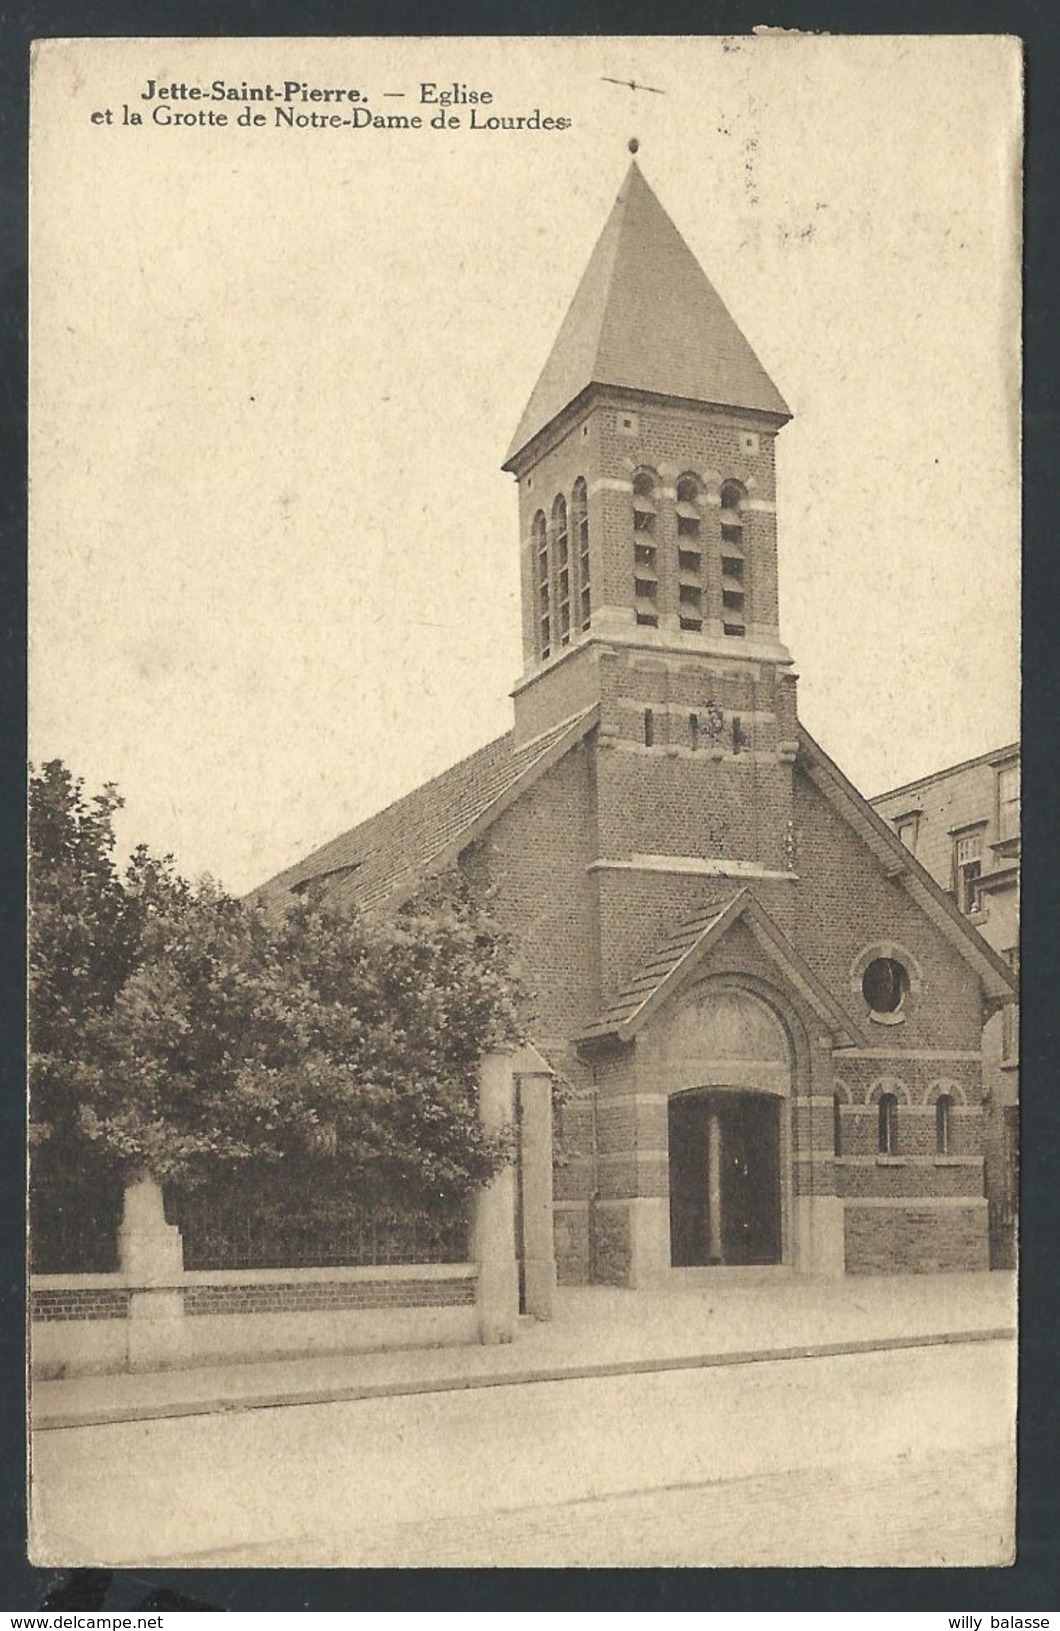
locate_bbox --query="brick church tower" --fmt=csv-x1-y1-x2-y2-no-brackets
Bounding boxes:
260,158,1015,1288
502,158,802,988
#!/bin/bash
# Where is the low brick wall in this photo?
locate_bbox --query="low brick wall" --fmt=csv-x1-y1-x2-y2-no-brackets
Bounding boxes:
183,1276,476,1316
32,1286,131,1322
844,1200,989,1274
31,1264,479,1377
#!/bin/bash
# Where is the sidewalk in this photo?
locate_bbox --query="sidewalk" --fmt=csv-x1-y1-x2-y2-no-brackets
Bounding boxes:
32,1269,1016,1432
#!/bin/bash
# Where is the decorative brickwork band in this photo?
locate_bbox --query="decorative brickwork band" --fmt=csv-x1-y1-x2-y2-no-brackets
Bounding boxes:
32,1288,131,1322
184,1278,475,1315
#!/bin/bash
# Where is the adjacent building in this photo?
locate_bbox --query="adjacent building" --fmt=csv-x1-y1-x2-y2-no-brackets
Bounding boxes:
872,747,1020,1266
257,160,1016,1283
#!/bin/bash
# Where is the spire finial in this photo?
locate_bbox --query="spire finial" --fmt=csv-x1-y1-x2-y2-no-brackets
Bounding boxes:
628,137,640,154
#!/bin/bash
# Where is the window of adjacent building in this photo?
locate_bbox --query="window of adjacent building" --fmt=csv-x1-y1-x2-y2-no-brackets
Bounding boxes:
833,1093,843,1157
1002,947,1019,1062
1002,1002,1019,1063
878,1093,899,1156
862,957,906,1016
935,1094,953,1157
952,828,984,914
572,476,590,631
532,510,550,659
895,814,919,852
997,763,1020,841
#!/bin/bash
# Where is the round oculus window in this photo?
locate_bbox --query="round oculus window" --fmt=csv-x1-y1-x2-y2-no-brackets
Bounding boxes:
862,957,907,1015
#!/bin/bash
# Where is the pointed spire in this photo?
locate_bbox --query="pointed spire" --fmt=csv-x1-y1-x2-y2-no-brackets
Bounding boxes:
504,161,789,466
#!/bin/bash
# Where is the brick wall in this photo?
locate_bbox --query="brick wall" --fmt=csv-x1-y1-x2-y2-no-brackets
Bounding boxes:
844,1203,989,1273
592,398,779,630
464,742,599,1092
594,815,796,1005
591,1203,632,1285
33,1287,130,1322
183,1277,475,1316
554,1204,590,1284
466,386,993,1287
511,390,786,745
595,733,791,863
837,1163,982,1200
793,770,985,1051
31,1273,476,1323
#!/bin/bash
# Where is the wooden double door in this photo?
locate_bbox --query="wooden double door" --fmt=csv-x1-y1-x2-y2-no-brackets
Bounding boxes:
668,1089,782,1267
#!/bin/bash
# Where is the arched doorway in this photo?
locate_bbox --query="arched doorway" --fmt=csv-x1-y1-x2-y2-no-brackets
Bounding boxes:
660,985,792,1268
669,1090,782,1265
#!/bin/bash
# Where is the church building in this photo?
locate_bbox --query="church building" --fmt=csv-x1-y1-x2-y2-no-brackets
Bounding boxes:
257,160,1016,1285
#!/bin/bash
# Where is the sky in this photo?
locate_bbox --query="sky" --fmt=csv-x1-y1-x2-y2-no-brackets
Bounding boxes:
30,35,1021,894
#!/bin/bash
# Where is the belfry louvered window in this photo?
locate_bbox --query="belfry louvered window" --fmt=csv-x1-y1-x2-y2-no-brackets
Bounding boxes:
533,510,550,659
632,470,659,627
553,494,571,646
676,474,704,631
720,480,747,637
572,477,590,631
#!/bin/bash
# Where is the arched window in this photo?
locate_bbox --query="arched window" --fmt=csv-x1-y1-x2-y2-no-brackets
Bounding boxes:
676,473,704,632
719,480,747,637
633,468,657,529
532,510,550,659
553,494,571,646
878,1093,899,1156
676,473,702,535
632,469,659,628
935,1094,953,1157
572,477,590,631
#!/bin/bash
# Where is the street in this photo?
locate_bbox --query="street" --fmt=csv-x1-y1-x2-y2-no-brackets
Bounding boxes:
31,1337,1015,1568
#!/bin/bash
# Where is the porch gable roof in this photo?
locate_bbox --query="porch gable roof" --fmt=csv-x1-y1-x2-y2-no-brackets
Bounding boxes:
578,888,865,1048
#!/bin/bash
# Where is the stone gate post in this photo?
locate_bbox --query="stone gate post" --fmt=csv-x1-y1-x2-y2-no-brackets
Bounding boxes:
514,1048,556,1320
118,1173,189,1371
473,1048,519,1344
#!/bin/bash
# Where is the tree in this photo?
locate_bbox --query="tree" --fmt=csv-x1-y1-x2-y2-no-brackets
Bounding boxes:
29,762,138,1267
29,763,521,1270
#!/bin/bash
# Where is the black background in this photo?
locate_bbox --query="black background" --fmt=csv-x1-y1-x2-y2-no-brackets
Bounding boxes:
2,0,1056,1612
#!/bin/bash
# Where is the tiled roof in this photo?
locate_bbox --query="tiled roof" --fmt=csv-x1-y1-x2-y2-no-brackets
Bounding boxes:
580,887,863,1046
505,161,790,465
580,895,741,1041
253,706,598,914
